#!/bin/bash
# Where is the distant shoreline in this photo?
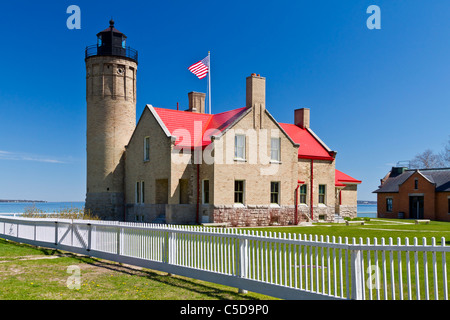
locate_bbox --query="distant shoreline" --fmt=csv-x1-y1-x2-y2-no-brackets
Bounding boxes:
0,200,47,203
357,200,377,205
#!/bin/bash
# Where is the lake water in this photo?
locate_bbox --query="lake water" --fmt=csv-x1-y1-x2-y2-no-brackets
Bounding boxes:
356,204,377,218
0,202,85,216
0,202,378,218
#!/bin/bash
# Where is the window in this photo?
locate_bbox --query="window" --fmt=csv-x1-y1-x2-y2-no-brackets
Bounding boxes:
318,185,326,204
235,134,246,160
299,184,307,204
136,181,145,204
234,180,245,204
144,136,150,161
270,182,280,204
270,138,281,162
135,181,140,204
414,179,418,190
386,198,393,212
447,197,450,214
203,180,210,204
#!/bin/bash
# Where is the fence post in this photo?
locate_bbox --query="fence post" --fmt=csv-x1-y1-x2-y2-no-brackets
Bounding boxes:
54,221,58,246
87,223,92,252
350,238,363,300
237,230,248,294
116,225,121,256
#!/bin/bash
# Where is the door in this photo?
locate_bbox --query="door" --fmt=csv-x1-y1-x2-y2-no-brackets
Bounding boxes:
409,196,424,219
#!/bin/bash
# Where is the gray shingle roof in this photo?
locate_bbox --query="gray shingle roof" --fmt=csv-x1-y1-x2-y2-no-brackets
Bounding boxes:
373,168,450,193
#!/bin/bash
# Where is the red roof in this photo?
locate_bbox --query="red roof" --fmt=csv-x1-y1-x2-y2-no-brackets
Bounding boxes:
153,107,248,148
335,169,362,186
279,123,335,161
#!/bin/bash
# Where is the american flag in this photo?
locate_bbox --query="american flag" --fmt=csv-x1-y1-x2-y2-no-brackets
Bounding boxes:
188,55,210,79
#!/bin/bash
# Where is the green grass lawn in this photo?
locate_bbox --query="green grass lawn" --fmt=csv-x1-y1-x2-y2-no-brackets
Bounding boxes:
0,218,448,300
244,219,450,245
243,218,450,300
0,239,275,300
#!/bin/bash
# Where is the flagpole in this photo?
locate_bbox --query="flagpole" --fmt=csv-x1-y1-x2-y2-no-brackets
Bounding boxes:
208,51,211,114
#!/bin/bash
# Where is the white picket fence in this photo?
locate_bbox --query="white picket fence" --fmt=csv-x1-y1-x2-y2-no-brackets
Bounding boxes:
0,216,448,300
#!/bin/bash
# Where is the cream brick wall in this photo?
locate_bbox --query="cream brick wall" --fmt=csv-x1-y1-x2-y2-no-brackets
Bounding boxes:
211,107,299,207
124,107,171,205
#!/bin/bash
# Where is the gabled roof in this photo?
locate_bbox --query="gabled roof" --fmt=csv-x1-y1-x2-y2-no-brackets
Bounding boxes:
151,106,248,148
373,168,450,193
145,104,336,162
278,123,335,161
336,169,362,187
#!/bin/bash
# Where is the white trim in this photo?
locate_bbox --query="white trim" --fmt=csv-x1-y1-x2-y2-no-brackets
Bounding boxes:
264,109,300,147
270,137,281,162
146,104,176,139
270,181,281,205
211,108,253,141
306,127,333,153
234,134,246,160
234,180,245,205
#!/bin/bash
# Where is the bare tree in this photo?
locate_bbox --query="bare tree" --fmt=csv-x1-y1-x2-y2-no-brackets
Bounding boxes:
410,149,444,169
440,137,450,167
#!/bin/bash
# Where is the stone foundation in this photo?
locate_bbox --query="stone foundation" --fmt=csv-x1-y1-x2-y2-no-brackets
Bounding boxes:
337,205,357,219
212,205,309,227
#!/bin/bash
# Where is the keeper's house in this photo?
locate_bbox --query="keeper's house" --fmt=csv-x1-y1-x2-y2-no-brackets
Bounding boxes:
373,167,450,221
84,21,362,226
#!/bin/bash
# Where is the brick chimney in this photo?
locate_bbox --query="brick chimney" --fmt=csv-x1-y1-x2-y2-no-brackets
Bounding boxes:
246,74,266,110
295,108,310,129
188,92,206,113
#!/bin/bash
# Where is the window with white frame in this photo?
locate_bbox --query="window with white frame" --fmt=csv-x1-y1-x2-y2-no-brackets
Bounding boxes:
234,134,246,160
270,182,280,205
144,136,150,161
234,180,245,204
270,137,281,162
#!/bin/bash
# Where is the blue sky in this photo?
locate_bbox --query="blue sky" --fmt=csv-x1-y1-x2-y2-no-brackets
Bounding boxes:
0,0,449,202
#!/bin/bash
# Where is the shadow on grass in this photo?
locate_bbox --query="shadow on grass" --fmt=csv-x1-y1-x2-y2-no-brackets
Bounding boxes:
68,254,265,300
0,238,265,300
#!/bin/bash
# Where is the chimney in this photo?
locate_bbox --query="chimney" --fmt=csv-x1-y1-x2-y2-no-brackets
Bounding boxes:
246,73,266,109
294,108,310,129
188,92,206,113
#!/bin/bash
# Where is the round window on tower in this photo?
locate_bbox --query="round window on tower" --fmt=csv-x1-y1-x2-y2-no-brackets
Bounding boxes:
117,68,124,75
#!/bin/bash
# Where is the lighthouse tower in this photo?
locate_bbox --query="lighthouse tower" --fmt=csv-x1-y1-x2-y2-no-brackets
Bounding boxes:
85,20,138,220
